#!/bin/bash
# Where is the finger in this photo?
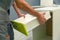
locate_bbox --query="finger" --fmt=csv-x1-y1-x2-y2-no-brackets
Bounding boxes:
24,15,25,18
40,19,46,24
43,13,46,15
22,14,25,18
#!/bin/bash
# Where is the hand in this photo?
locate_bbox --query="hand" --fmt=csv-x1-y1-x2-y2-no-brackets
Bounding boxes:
6,35,10,40
18,14,25,18
37,12,46,25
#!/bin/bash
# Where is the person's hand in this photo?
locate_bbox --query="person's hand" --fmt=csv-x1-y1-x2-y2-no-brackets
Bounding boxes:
37,12,46,25
6,35,10,40
18,14,25,18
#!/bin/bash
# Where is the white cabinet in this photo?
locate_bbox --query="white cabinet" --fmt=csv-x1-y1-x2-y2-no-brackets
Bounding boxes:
14,6,60,40
13,7,51,40
34,6,60,40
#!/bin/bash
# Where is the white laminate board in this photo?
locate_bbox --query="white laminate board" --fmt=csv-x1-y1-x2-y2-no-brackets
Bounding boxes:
13,11,50,32
35,7,60,11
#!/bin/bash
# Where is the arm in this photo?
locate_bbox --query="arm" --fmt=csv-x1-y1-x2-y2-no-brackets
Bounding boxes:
14,0,40,17
14,0,46,24
13,2,25,18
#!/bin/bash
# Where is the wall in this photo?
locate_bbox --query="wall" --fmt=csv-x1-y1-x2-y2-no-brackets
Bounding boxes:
53,0,60,5
26,0,40,6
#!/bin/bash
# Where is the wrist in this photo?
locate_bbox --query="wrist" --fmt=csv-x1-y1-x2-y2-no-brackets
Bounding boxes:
33,11,41,17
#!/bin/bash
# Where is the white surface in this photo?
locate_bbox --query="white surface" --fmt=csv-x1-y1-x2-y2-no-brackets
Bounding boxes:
14,29,33,40
35,6,60,11
40,0,53,6
13,12,50,32
53,8,60,40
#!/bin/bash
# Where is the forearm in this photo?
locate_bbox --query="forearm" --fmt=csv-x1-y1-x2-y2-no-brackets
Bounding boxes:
15,0,40,17
14,0,46,24
13,2,22,15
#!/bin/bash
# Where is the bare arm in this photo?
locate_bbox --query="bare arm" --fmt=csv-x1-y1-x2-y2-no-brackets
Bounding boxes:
13,1,25,18
14,0,41,17
14,0,46,24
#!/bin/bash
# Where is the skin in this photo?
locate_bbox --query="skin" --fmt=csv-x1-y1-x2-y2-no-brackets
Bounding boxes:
7,0,46,39
13,2,25,18
13,0,46,24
